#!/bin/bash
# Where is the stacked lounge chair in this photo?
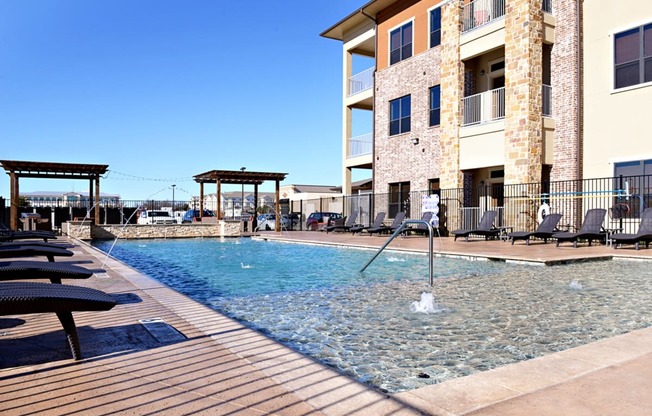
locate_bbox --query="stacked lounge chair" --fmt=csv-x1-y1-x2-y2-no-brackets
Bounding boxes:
508,213,563,245
326,209,360,233
611,207,652,250
1,221,57,242
451,210,499,242
552,208,606,248
350,212,386,235
365,211,406,236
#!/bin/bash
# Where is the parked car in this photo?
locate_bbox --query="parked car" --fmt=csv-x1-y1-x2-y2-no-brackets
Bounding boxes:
257,214,290,231
137,210,177,225
181,209,216,223
306,212,343,230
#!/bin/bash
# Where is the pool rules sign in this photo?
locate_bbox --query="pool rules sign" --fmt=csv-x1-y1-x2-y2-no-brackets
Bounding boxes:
421,194,440,227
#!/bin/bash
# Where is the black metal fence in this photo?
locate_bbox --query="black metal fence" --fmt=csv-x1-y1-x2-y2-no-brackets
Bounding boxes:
3,174,651,235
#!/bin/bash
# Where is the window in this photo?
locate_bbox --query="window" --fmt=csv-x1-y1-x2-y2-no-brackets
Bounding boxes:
429,85,441,126
390,95,411,135
613,160,652,217
390,22,413,65
430,7,441,48
614,23,652,89
389,182,410,218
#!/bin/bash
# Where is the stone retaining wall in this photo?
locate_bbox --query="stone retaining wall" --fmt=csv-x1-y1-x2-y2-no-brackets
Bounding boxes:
63,221,241,240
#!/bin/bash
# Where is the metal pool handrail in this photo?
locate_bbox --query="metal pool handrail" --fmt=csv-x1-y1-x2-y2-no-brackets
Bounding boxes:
360,220,436,285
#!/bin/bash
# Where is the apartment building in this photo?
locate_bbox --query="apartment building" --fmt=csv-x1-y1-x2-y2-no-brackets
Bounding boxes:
322,0,652,220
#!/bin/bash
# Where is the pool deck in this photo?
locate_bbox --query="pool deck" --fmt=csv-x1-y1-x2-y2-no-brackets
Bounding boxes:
1,232,652,415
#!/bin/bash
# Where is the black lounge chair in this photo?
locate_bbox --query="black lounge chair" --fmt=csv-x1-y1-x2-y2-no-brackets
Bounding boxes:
552,208,607,248
0,281,116,360
509,213,563,245
451,210,499,242
405,212,434,236
326,209,360,233
611,208,652,250
365,211,406,236
0,244,74,262
351,212,386,235
0,261,93,283
0,222,56,242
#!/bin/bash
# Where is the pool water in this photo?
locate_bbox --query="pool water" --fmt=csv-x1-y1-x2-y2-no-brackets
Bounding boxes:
92,238,652,393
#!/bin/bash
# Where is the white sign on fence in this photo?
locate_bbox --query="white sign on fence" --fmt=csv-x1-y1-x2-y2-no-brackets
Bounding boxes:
421,194,440,227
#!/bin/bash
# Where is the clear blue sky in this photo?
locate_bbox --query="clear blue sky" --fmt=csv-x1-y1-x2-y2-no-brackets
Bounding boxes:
0,0,368,201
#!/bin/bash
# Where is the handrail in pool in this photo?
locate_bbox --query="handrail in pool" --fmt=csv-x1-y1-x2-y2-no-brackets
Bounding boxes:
360,219,437,285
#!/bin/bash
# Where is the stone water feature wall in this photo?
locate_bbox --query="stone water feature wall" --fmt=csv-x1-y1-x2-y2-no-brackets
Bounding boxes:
63,221,241,240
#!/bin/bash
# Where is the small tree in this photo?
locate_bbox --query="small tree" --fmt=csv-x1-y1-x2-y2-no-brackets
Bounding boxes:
18,196,31,208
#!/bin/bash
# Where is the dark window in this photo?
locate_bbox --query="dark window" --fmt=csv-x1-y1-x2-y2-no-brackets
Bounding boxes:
614,24,652,89
390,22,413,65
389,182,410,218
430,8,441,48
389,95,411,135
613,160,652,218
429,85,441,126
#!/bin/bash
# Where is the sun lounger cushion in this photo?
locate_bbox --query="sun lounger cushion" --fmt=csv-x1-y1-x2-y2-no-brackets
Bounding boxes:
0,281,116,360
0,245,74,262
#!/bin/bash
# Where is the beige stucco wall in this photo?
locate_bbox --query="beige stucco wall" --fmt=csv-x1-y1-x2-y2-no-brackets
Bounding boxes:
583,1,652,179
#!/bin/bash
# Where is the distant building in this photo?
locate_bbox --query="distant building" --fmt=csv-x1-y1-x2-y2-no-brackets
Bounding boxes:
21,191,121,207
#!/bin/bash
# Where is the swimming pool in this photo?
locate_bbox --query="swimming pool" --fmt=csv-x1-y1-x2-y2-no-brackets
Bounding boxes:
92,238,652,393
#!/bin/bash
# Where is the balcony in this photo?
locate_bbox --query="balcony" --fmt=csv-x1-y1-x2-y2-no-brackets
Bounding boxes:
462,87,505,126
348,67,374,97
462,0,505,33
348,133,372,158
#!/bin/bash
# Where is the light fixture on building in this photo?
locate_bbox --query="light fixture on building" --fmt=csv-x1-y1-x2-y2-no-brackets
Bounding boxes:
411,137,419,145
480,69,486,76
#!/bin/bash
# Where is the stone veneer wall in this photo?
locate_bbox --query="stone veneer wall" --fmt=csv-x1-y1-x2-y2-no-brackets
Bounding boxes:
63,222,241,240
504,0,544,186
550,0,581,181
438,0,464,191
373,43,443,201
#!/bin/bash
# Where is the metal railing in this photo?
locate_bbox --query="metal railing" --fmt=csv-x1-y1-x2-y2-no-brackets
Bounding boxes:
462,87,505,126
542,84,552,117
348,67,374,97
348,133,373,158
462,0,506,33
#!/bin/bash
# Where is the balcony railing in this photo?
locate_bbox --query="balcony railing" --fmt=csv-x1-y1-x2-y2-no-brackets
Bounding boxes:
462,87,505,126
542,84,552,117
348,133,373,158
348,67,374,97
462,0,506,33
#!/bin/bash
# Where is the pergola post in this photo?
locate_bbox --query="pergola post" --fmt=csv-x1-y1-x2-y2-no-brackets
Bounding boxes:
275,179,280,232
10,171,18,230
88,178,94,221
199,183,204,220
95,175,101,225
217,179,222,220
254,184,259,229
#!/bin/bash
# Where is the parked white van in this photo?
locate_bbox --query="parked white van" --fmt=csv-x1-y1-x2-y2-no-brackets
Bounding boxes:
136,210,177,225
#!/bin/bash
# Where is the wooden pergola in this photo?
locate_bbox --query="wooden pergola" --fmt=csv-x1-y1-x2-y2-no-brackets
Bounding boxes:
0,160,108,230
193,169,288,230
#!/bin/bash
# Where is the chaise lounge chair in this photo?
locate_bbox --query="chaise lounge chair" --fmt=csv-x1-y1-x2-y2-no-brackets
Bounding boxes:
350,212,386,235
508,213,563,245
405,212,434,236
552,208,607,248
0,261,93,283
1,222,57,242
451,210,499,242
611,207,652,250
365,211,406,236
326,209,360,233
0,281,116,359
0,244,74,262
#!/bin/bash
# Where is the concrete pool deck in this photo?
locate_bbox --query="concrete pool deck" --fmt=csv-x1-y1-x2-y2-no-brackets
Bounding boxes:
1,233,651,415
